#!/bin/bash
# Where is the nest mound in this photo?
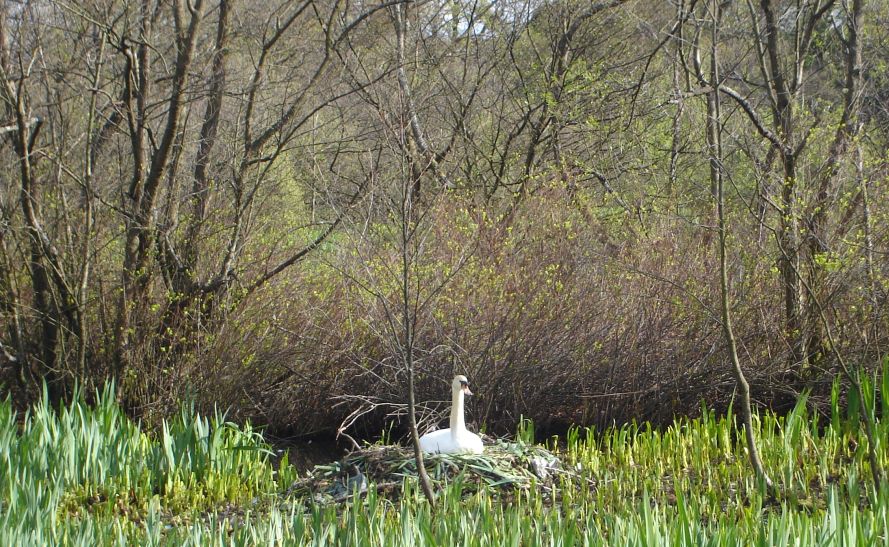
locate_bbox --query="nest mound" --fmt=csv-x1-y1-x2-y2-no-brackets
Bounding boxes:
286,439,564,504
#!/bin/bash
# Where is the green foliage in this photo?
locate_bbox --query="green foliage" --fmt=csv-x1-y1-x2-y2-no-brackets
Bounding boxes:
0,384,276,544
3,370,889,544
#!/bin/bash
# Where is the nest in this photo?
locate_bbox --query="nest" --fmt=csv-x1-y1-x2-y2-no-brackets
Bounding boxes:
285,439,564,504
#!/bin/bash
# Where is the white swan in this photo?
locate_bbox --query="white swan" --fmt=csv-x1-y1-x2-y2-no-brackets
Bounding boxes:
418,375,484,454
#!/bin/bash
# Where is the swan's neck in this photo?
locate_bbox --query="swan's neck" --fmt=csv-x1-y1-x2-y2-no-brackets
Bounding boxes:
449,389,466,435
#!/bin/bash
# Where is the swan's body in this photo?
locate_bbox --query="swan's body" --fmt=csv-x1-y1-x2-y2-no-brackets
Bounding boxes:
419,375,484,454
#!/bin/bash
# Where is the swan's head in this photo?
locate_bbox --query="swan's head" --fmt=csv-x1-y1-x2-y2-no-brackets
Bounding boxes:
452,375,473,396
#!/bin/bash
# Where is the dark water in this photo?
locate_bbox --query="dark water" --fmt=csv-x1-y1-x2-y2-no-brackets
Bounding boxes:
265,435,348,472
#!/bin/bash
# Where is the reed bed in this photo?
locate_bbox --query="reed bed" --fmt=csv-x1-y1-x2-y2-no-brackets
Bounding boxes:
2,369,889,545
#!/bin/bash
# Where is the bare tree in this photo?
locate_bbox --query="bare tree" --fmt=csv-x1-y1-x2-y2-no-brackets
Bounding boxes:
0,1,79,399
703,0,773,491
677,0,854,371
0,0,377,408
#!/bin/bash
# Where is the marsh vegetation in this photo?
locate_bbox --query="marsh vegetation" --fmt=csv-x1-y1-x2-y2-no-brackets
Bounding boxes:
3,368,889,545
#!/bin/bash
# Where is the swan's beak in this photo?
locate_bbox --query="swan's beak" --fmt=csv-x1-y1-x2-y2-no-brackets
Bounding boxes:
461,383,473,396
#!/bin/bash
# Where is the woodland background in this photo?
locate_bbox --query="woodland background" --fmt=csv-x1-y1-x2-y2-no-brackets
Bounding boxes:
1,0,887,442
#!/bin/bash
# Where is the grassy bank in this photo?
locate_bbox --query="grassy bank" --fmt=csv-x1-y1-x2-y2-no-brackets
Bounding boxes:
2,373,888,545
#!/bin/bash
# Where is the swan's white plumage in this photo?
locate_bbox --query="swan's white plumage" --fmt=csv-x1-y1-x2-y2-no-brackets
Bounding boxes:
418,375,484,454
418,428,483,454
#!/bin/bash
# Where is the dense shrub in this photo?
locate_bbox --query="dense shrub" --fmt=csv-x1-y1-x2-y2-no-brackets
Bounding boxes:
186,186,887,439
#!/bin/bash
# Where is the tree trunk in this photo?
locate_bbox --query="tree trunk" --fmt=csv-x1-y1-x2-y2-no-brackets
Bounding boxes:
805,0,864,367
760,0,807,370
709,0,773,491
115,0,204,385
401,183,436,505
